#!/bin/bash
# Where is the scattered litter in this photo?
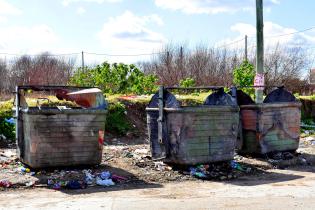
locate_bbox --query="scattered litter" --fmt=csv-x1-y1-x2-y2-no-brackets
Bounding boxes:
266,151,296,162
66,180,86,189
94,171,115,187
189,167,207,178
25,181,35,187
96,177,115,187
298,157,308,165
100,171,111,180
5,118,15,125
52,182,61,190
134,149,149,154
230,160,251,173
0,180,12,188
154,161,166,171
111,175,127,183
84,170,95,185
20,167,31,173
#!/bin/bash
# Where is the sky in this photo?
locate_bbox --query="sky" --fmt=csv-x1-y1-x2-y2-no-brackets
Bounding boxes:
0,0,315,64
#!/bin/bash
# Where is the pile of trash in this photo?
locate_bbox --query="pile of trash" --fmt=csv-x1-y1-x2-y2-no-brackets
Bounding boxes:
0,166,129,190
265,151,296,160
47,170,127,190
188,160,252,180
302,136,315,146
104,145,255,182
0,148,130,190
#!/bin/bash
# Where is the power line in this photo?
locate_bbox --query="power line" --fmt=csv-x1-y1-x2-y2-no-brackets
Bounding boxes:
265,26,315,38
0,52,80,57
214,38,245,49
84,51,163,57
242,25,315,40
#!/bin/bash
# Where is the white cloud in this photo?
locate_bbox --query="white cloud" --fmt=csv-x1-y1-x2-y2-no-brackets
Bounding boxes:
62,0,121,6
76,7,86,15
217,22,315,49
0,16,7,24
0,0,21,24
154,0,279,15
0,25,58,52
0,0,21,15
96,11,166,63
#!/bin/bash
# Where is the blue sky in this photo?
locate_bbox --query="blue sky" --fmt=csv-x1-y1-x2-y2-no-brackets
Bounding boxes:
0,0,314,63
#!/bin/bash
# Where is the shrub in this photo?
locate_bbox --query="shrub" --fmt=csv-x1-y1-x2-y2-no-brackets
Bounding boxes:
0,101,15,140
233,60,255,96
105,102,131,136
70,62,158,95
179,78,196,88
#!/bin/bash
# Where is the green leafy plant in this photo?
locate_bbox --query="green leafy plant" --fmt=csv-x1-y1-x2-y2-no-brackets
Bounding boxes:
105,102,131,136
70,62,158,95
233,60,255,96
179,77,196,88
0,101,15,140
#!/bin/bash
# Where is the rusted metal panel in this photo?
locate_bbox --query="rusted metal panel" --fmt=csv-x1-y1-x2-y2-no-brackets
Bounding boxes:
20,108,106,168
240,102,301,154
147,106,239,165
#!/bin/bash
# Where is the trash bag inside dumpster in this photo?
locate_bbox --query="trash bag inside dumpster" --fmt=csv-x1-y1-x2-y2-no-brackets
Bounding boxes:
204,88,237,106
263,86,297,103
228,90,255,106
148,90,181,108
147,90,180,160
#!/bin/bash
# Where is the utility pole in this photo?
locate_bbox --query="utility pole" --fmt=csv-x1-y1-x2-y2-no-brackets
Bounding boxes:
255,0,264,103
81,51,85,70
179,46,184,79
245,35,248,61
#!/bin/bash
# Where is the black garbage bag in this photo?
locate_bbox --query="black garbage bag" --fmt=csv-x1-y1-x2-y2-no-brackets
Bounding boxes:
228,90,255,106
147,90,181,108
204,88,237,106
147,90,180,160
263,86,297,103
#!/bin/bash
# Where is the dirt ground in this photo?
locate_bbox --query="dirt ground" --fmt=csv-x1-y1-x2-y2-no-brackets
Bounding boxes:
1,137,315,209
1,166,315,209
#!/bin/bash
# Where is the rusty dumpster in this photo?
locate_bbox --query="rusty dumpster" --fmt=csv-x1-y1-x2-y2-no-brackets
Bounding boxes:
146,86,239,165
238,87,301,154
15,86,107,168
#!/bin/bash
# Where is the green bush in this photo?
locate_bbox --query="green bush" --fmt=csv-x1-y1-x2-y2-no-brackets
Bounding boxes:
70,62,158,95
0,101,15,140
233,60,255,96
179,78,196,88
106,102,131,136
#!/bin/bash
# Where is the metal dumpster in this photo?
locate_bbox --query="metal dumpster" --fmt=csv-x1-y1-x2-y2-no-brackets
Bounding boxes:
146,86,239,165
237,87,301,154
15,86,107,168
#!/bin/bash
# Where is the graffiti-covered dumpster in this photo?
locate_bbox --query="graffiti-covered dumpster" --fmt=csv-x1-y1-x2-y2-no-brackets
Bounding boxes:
15,86,107,168
237,87,301,154
146,86,239,165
